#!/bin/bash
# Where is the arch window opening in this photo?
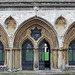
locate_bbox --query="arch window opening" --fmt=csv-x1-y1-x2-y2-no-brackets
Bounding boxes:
22,40,34,70
68,39,75,65
0,42,4,65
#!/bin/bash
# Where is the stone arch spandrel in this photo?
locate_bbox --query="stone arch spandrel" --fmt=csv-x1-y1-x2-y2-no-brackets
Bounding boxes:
13,16,59,49
63,22,75,49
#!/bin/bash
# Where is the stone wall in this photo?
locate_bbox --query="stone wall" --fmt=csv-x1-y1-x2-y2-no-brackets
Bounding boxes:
0,6,74,70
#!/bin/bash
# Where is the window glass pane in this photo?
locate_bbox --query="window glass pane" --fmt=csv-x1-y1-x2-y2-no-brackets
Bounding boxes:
31,28,41,40
69,51,72,61
22,40,33,62
39,52,41,61
42,52,45,61
0,42,4,62
26,52,33,61
0,53,2,61
69,39,75,65
73,49,75,61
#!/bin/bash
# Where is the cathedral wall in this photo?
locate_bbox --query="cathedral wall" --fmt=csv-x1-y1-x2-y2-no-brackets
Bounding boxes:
0,7,74,70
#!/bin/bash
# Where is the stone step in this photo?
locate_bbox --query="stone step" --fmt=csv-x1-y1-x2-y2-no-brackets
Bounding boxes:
65,66,75,71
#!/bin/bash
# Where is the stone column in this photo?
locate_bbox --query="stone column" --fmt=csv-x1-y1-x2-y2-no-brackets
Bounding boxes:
20,49,22,70
34,42,38,70
9,49,13,71
52,49,58,69
63,49,67,69
58,49,63,69
12,49,15,69
58,35,64,69
8,34,13,71
34,48,38,70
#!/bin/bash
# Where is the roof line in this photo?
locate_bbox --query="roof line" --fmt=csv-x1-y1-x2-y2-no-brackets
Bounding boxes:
0,2,75,7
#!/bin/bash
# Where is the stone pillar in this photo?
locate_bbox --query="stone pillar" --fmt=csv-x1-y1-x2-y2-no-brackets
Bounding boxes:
12,49,15,69
34,42,38,70
34,48,38,70
8,34,13,71
5,48,10,69
9,49,13,71
12,48,21,70
63,49,67,69
52,49,58,69
58,49,63,69
20,49,22,70
58,35,64,69
63,50,66,69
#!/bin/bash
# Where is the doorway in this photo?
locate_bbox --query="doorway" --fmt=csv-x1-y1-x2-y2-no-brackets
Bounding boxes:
39,40,51,70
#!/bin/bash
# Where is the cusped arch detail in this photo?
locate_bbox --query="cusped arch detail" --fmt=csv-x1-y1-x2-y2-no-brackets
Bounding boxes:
13,16,59,49
63,22,75,48
37,35,53,49
19,35,35,49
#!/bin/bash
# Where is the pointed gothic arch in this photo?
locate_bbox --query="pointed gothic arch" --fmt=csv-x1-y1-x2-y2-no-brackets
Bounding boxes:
19,35,35,48
38,39,51,70
63,22,75,48
0,24,9,67
22,39,34,70
13,16,59,49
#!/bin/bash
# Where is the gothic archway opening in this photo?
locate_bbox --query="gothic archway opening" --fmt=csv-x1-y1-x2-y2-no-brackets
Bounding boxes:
22,40,34,70
39,39,51,70
68,39,75,65
0,41,4,65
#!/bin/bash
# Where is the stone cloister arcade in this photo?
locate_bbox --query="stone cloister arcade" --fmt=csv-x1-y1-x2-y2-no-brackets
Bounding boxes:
0,15,74,71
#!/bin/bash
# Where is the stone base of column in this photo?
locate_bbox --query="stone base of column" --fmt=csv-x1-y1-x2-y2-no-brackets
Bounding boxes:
8,69,12,72
34,68,38,70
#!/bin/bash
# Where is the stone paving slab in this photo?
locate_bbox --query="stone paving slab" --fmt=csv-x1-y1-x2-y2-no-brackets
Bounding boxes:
0,71,75,75
0,0,75,2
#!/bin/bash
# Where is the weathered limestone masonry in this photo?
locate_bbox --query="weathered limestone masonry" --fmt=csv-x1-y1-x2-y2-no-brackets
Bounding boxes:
0,0,74,71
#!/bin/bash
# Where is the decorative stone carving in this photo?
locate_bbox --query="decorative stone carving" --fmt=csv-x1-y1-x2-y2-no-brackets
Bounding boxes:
55,16,67,35
34,6,39,16
5,16,16,34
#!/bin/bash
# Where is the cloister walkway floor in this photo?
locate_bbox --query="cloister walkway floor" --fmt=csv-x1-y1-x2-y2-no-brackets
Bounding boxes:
0,70,75,75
